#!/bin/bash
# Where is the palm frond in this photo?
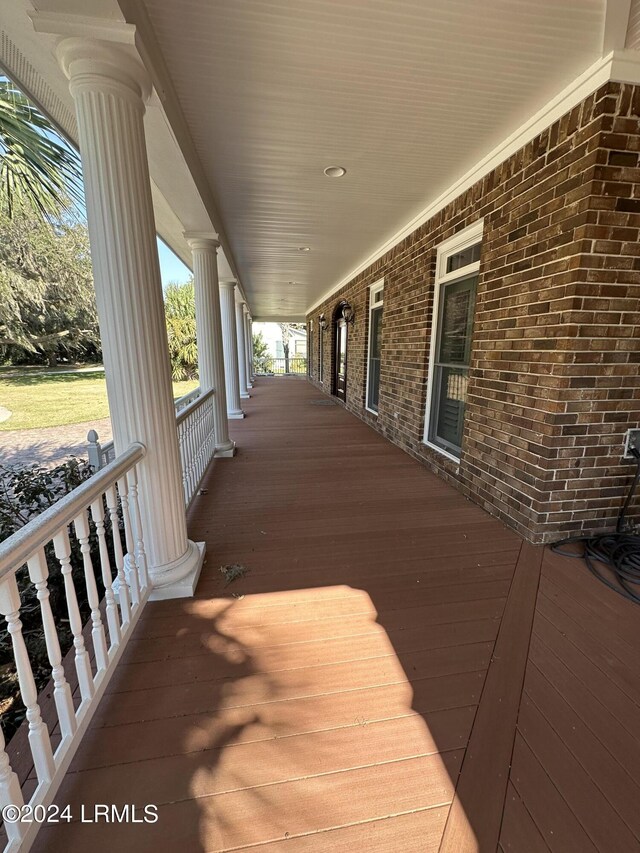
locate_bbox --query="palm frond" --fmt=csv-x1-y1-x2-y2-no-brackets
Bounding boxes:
0,81,83,220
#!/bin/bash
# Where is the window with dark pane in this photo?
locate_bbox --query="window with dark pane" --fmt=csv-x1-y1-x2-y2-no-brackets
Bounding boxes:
366,285,384,413
445,242,481,274
428,275,477,455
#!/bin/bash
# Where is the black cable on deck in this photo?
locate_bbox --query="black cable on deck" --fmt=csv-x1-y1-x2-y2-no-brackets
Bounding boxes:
550,449,640,605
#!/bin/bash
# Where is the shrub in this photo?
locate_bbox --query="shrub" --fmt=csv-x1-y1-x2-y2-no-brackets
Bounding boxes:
0,457,97,741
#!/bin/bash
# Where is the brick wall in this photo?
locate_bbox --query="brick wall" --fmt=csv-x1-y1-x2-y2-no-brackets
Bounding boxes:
307,82,640,543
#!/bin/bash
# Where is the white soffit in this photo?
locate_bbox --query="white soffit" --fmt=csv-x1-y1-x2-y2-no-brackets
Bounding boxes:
140,0,614,319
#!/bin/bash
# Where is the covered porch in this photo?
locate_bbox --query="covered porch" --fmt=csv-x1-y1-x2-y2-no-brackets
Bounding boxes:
25,378,640,853
1,3,640,851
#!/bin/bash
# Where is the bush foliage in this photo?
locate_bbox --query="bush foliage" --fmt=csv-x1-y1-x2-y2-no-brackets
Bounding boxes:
0,458,102,742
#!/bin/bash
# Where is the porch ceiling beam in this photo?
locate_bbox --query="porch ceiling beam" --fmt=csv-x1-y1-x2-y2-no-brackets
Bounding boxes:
602,0,633,54
115,0,250,308
25,5,250,310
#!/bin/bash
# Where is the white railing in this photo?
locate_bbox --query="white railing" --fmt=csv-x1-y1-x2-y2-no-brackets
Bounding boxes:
176,388,216,508
174,386,201,413
87,386,201,471
0,443,149,852
86,428,116,469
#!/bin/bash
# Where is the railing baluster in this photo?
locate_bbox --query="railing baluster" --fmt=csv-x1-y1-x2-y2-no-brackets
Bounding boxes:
53,529,94,703
175,388,216,508
0,442,147,831
90,496,121,648
117,477,140,607
0,574,55,785
26,550,77,740
73,511,109,674
0,723,24,845
105,485,131,626
127,465,149,592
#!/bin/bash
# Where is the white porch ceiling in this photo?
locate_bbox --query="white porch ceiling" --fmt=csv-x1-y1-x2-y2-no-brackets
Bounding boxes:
135,0,606,319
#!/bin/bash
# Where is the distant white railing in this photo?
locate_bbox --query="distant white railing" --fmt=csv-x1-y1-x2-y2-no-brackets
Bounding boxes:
87,386,201,471
86,428,116,469
174,386,201,413
176,388,216,508
0,443,149,852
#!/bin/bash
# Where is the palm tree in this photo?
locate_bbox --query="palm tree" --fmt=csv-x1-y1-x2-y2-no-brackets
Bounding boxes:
164,280,198,380
0,78,83,220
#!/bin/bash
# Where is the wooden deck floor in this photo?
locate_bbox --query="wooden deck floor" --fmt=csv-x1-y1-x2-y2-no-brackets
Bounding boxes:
31,378,640,852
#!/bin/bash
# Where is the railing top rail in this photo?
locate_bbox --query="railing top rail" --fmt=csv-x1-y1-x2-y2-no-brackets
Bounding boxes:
0,442,146,580
175,386,214,427
174,386,201,409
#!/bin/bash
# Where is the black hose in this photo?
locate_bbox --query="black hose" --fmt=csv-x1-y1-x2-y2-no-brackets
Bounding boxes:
550,448,640,605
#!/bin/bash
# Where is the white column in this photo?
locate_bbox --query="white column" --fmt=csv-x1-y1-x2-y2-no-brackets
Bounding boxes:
235,298,250,399
244,308,253,387
219,280,245,418
250,317,255,381
57,37,203,598
186,234,236,456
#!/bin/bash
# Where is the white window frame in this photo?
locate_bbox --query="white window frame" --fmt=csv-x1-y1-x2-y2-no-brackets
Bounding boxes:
365,278,384,415
423,220,483,463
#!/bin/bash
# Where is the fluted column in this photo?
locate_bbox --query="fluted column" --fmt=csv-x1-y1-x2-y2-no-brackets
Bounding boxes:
57,37,203,597
219,280,245,418
236,300,250,399
244,307,253,387
248,316,255,381
186,234,235,456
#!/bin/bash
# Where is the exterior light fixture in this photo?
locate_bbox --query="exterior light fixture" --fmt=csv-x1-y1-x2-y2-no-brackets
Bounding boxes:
318,313,327,331
324,166,347,178
342,304,355,324
298,246,311,252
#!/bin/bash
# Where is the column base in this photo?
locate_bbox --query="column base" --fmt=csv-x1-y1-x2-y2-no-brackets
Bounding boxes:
247,383,253,389
215,440,237,457
240,392,250,399
228,409,245,419
149,540,205,600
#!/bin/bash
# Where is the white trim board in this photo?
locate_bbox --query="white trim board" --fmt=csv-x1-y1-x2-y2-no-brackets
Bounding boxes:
365,278,384,415
306,48,640,316
422,221,483,460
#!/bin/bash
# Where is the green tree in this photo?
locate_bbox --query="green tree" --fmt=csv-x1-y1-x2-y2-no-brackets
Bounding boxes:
0,78,83,220
164,280,197,381
0,207,99,366
252,330,270,373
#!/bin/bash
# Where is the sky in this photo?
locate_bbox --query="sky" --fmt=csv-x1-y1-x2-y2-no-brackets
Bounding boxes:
157,238,192,288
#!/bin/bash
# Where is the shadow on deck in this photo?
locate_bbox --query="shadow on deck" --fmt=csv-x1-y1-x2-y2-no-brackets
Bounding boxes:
32,378,640,852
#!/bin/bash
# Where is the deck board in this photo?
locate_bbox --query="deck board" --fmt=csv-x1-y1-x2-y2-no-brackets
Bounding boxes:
498,546,640,853
25,378,640,852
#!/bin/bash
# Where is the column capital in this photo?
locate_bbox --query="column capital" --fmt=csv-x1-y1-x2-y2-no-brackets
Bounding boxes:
219,279,237,291
242,303,251,316
56,37,152,105
184,232,220,252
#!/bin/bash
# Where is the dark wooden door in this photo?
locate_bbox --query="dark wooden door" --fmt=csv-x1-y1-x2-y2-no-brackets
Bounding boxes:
334,318,347,401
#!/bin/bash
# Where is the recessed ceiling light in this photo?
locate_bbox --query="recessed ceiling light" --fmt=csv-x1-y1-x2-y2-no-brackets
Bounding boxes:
298,247,311,252
324,166,346,178
288,281,297,285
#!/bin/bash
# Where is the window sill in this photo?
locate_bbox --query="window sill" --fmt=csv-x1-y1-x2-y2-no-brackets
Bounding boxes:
365,406,379,416
422,439,460,467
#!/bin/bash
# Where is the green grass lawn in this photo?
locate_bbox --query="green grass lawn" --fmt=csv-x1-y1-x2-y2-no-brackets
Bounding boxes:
0,368,198,431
